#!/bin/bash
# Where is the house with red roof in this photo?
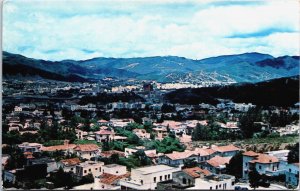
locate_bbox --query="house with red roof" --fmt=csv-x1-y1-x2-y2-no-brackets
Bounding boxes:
95,129,115,142
58,158,81,173
201,156,231,174
74,144,101,160
242,151,282,179
211,144,241,157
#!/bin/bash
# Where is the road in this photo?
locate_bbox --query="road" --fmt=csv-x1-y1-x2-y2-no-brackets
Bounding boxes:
235,182,289,190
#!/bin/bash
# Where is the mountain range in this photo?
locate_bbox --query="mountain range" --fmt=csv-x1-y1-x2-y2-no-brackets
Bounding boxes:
3,51,299,83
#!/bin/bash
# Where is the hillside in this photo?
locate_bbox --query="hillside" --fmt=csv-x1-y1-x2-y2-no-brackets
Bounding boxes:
3,51,299,83
165,76,299,107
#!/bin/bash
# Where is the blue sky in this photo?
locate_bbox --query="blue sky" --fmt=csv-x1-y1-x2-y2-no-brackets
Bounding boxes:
3,0,299,61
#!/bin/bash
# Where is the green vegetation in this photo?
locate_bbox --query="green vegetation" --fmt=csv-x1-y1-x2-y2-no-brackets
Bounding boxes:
192,122,242,141
143,136,185,154
226,151,243,179
43,140,64,146
288,142,299,163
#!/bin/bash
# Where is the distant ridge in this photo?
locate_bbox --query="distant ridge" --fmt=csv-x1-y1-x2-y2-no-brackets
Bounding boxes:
3,51,299,83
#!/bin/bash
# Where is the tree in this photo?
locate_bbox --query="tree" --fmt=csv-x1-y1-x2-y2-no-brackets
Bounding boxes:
110,153,120,164
49,167,74,188
239,107,263,138
249,168,260,189
225,151,243,179
288,143,299,163
133,150,151,166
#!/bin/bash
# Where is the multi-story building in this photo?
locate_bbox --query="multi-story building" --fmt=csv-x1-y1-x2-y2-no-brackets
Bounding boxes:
242,151,283,179
119,165,180,190
75,161,104,178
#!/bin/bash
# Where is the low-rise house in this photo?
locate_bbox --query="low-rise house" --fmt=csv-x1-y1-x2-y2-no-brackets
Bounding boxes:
152,127,168,140
41,141,76,154
187,174,235,190
119,165,180,190
201,156,231,174
97,172,130,190
242,151,283,179
125,146,156,158
285,163,299,188
99,150,125,158
95,129,115,142
133,129,151,139
158,148,217,166
76,129,88,140
18,142,42,153
75,161,104,178
212,144,240,157
58,158,81,173
157,167,211,190
102,164,127,175
74,144,101,160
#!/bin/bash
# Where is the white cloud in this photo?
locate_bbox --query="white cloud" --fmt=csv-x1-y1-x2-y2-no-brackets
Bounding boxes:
3,0,299,61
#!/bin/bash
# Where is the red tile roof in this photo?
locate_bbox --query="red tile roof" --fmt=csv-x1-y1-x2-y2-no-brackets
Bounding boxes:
100,150,125,158
41,144,76,152
165,150,195,160
99,172,130,185
249,154,279,164
243,151,259,157
60,158,81,166
74,144,100,152
206,156,231,168
95,130,114,135
183,167,211,178
212,145,240,153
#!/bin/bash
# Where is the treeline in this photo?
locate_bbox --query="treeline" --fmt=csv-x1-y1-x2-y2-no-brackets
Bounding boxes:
79,92,145,105
165,76,299,107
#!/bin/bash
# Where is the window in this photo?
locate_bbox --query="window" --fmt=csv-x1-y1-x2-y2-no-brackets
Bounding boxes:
183,178,187,184
95,168,98,170
210,187,212,190
215,185,218,190
160,176,162,181
84,170,87,173
232,182,234,186
259,165,262,170
141,180,143,185
89,169,91,172
154,177,156,183
100,167,101,172
165,175,167,180
116,171,119,174
168,174,170,179
245,162,248,167
219,184,221,188
289,169,292,172
71,168,73,171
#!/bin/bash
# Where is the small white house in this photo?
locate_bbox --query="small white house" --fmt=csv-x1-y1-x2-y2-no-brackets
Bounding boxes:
120,165,180,190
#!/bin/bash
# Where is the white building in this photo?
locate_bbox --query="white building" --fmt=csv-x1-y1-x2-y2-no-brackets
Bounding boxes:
120,165,180,190
102,164,127,176
75,161,104,178
187,174,235,190
18,142,42,153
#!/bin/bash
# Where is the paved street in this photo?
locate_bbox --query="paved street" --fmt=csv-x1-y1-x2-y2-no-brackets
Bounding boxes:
235,182,289,190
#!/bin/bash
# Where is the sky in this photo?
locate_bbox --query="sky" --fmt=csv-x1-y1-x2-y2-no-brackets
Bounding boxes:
3,0,300,61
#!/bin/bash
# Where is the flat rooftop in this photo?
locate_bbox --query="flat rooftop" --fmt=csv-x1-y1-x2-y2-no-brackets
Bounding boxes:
135,165,177,174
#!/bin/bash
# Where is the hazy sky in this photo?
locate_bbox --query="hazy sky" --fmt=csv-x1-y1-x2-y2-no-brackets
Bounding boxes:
3,0,300,61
